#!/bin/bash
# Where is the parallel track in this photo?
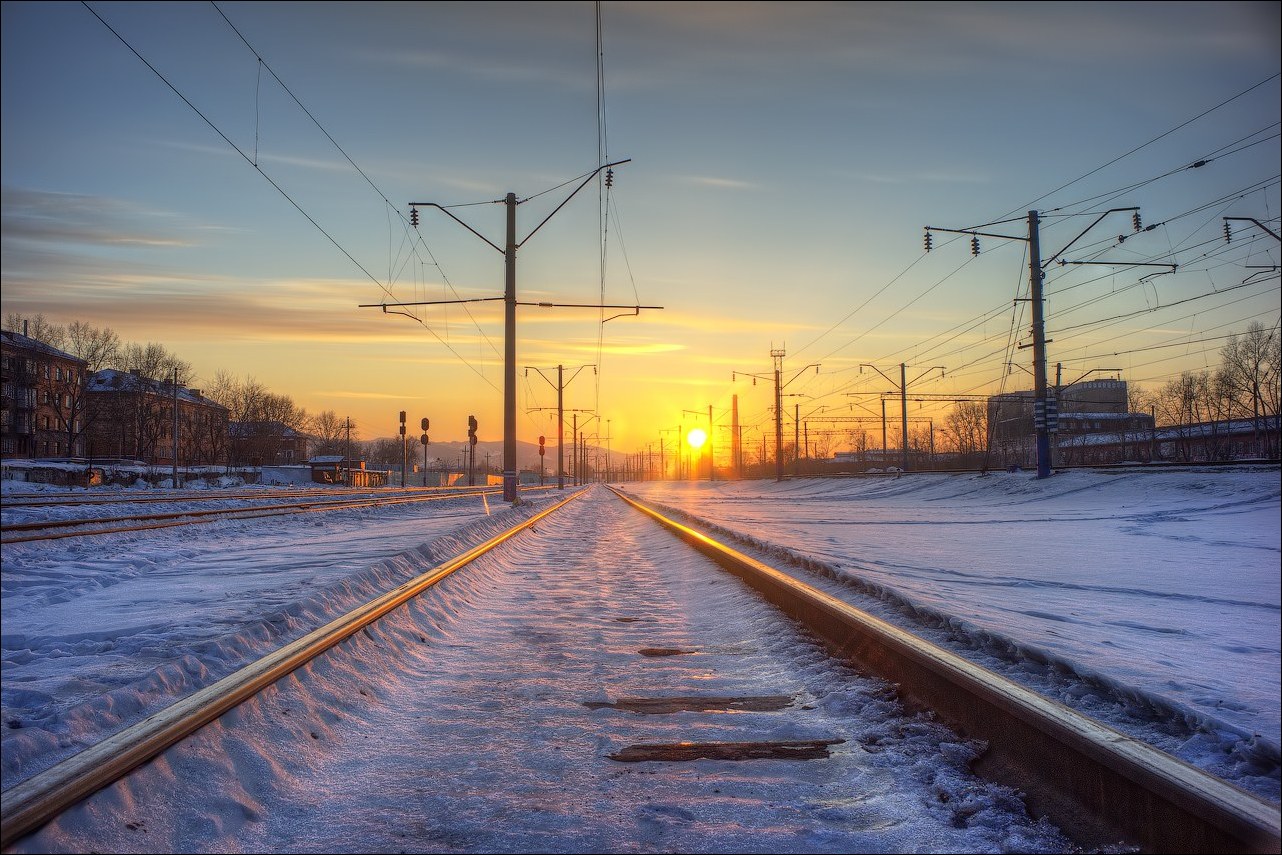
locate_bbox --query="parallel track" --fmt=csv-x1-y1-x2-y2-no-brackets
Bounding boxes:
0,486,556,543
2,486,1277,852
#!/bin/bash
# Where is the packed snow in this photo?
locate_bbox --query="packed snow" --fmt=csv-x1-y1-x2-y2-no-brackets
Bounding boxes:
618,467,1281,803
1,467,1278,852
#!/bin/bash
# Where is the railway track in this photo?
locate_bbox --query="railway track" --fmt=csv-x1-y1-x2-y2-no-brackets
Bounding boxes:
1,486,1277,852
0,484,508,507
0,486,550,543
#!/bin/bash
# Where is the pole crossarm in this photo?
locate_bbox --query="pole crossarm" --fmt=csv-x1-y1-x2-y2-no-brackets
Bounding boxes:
1057,260,1177,269
408,202,504,253
1224,217,1281,242
386,160,637,503
924,225,1026,242
783,364,821,389
516,301,664,311
1042,207,1141,268
518,159,631,246
358,297,504,309
860,364,945,389
1059,368,1123,390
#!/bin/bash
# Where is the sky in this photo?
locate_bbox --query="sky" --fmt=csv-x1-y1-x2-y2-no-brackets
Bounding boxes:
2,1,1279,455
0,468,1276,851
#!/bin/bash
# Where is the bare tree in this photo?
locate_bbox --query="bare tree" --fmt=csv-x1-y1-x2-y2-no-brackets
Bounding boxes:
363,437,403,466
51,322,121,458
942,400,988,455
1216,322,1280,456
309,410,354,456
1154,371,1234,461
117,342,193,385
3,312,64,346
205,373,307,466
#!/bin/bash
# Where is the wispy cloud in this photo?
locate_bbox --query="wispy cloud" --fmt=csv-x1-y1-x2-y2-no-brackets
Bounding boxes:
675,175,759,190
1,187,196,248
840,170,991,186
153,140,352,174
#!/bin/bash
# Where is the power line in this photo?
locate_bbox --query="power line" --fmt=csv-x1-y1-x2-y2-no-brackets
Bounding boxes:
1007,72,1280,218
209,1,504,366
84,1,505,393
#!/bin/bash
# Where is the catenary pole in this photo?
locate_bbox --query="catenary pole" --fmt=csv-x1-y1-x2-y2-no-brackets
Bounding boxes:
1028,210,1051,479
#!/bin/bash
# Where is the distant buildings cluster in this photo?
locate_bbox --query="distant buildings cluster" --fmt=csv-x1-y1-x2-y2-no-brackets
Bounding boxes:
2,329,308,468
5,329,1276,478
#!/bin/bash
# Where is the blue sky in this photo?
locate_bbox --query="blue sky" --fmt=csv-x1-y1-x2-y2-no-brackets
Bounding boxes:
2,1,1279,453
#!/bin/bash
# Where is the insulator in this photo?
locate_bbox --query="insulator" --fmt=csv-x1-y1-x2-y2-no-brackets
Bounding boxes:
1132,211,1142,232
604,168,614,188
971,235,980,256
410,207,419,228
924,231,933,253
1224,221,1232,243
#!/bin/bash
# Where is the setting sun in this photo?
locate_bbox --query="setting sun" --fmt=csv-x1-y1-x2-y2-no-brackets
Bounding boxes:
686,428,707,449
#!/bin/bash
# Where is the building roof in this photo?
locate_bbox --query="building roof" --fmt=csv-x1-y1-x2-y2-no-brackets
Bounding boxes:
87,369,227,410
1058,415,1279,447
0,329,86,365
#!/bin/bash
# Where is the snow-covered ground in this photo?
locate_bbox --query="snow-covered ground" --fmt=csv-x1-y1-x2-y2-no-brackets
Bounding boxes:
1,483,518,787
5,486,1076,854
0,467,1278,851
619,467,1281,803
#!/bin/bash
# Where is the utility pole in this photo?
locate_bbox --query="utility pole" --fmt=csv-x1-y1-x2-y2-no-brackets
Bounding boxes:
861,363,944,472
881,397,887,461
660,428,680,480
731,394,740,478
1027,211,1051,479
707,406,713,481
794,402,800,477
527,364,594,489
370,160,656,505
925,207,1143,478
502,192,516,498
773,350,784,481
467,415,478,486
171,367,179,489
732,348,818,482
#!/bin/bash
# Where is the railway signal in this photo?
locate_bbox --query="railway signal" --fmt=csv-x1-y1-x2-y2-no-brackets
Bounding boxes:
420,417,430,485
398,411,407,487
467,415,478,486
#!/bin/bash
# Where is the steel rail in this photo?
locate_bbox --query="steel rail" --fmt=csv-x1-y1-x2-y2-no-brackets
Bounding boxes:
0,488,534,544
0,488,585,847
1,484,533,507
609,487,1281,854
1,488,427,507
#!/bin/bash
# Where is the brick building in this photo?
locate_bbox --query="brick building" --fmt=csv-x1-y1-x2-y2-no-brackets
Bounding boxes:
82,369,229,467
1,329,90,459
